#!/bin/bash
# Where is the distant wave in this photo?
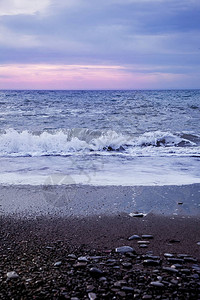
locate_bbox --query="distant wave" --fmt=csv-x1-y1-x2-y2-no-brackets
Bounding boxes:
0,128,199,157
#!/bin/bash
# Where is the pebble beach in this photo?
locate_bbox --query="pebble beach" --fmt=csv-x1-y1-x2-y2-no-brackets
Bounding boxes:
0,185,200,299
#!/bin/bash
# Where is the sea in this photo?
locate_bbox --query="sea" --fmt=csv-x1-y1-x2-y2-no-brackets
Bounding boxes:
0,89,200,186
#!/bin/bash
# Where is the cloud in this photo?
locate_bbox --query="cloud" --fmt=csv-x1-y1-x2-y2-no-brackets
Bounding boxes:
0,0,200,89
0,0,50,16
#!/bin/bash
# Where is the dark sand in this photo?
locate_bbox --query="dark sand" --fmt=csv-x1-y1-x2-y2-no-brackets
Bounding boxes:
0,184,200,299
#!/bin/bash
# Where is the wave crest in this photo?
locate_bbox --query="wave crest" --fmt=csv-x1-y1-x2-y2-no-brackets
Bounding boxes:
0,129,198,157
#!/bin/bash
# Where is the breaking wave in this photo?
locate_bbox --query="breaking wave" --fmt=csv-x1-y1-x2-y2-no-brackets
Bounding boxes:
0,128,199,157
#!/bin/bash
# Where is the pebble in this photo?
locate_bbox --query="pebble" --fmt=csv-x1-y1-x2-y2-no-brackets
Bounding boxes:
197,242,200,246
138,241,150,244
115,246,135,253
167,258,184,264
143,260,161,266
89,267,104,277
121,286,134,292
150,281,164,288
73,262,87,268
129,213,144,217
142,295,152,299
164,253,174,258
88,292,97,300
184,257,197,263
128,234,141,240
7,271,19,279
163,267,179,273
169,239,180,243
139,244,148,248
54,261,62,267
122,262,132,268
142,235,153,239
78,256,88,262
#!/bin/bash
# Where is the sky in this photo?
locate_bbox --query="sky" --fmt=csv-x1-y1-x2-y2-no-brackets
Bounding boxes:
0,0,200,90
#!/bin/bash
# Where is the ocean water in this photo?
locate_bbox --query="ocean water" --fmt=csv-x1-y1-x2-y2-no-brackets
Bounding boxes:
0,89,200,186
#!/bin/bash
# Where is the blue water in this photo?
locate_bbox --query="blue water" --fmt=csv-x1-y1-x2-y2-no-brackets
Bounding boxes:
0,90,200,185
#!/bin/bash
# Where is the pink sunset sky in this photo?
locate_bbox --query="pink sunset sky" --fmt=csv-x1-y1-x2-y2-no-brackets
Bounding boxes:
0,0,200,90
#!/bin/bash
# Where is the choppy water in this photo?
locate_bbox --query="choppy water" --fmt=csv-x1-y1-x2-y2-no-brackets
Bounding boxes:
0,90,200,185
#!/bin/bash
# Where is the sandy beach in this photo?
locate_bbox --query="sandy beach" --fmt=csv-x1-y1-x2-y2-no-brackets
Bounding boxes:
0,184,200,299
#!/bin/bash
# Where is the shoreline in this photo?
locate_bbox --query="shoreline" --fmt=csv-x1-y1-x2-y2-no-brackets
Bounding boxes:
0,183,200,217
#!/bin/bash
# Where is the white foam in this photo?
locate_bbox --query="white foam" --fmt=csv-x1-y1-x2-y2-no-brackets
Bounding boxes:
0,129,199,158
0,156,199,186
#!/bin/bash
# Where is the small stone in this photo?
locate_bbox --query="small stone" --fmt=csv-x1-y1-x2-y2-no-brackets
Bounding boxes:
54,261,62,267
86,285,95,292
89,267,103,277
142,235,153,239
139,244,148,248
7,271,19,279
68,254,76,259
122,262,132,268
184,257,197,263
73,262,87,268
88,292,97,300
164,253,174,258
143,260,161,266
114,280,126,287
99,277,107,282
121,286,134,292
167,258,184,264
115,246,135,253
163,267,179,273
180,268,191,274
143,255,160,260
197,242,200,246
142,295,152,299
116,291,126,297
129,213,144,217
138,241,150,244
171,264,182,269
169,239,180,243
128,234,141,240
171,279,178,285
78,256,88,262
150,281,164,288
192,264,200,271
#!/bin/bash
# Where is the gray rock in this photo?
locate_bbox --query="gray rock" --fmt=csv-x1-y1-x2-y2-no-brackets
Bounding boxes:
121,286,134,292
128,234,141,240
54,261,62,267
143,259,161,266
78,256,88,262
163,267,179,273
139,244,148,248
7,271,19,279
88,292,97,300
129,213,144,217
138,241,150,244
142,235,153,239
150,281,164,288
167,258,184,264
164,253,174,258
89,267,103,277
115,246,135,253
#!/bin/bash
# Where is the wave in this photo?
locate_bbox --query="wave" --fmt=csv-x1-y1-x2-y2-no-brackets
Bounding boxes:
0,128,199,157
